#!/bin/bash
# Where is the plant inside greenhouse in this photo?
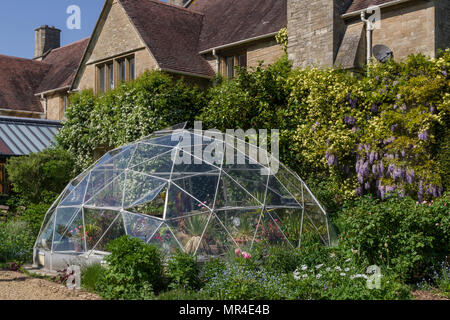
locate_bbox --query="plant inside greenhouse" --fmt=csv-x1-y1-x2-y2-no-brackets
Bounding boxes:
34,125,336,269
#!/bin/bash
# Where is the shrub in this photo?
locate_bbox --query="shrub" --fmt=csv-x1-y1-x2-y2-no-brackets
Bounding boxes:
5,147,74,203
200,262,290,300
95,236,164,300
286,258,412,300
0,220,35,264
57,71,206,171
336,194,450,281
200,51,450,201
81,262,103,293
166,249,200,290
19,203,51,237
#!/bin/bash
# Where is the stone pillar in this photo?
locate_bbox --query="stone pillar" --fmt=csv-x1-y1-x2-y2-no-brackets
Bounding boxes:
34,25,61,59
287,0,350,68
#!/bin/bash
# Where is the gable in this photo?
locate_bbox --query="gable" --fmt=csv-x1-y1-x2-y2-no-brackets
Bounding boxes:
87,0,148,63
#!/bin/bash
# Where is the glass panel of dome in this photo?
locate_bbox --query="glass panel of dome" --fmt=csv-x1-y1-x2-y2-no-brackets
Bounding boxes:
123,211,162,242
266,208,301,246
90,212,126,253
53,210,85,253
122,171,168,208
52,207,82,250
195,213,237,257
214,173,263,209
147,223,183,253
125,185,167,218
85,173,126,208
129,150,176,179
59,175,89,206
165,182,211,219
35,210,55,250
84,208,121,251
215,208,262,250
167,213,210,254
254,210,291,248
127,143,173,169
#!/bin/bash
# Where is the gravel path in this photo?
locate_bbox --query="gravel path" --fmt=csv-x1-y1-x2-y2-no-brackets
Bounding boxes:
0,271,101,300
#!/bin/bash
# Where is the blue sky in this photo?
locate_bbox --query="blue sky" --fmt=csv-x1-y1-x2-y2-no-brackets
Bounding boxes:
0,0,168,59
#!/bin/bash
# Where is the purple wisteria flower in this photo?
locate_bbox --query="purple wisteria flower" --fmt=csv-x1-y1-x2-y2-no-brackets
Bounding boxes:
397,94,402,100
352,126,360,133
371,104,378,113
429,106,436,114
344,116,356,126
418,131,429,141
326,151,338,167
406,169,415,184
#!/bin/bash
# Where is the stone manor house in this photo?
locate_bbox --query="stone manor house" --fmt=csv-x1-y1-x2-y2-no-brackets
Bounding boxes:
0,0,449,194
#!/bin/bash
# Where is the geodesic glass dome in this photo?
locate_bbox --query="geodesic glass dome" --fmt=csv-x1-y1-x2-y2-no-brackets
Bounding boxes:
35,125,336,259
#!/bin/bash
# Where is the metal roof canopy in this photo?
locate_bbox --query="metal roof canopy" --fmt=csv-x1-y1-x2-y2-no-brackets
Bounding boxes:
0,116,61,156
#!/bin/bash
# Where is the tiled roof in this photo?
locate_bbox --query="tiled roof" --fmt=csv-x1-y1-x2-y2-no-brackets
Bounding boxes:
119,0,214,77
0,116,61,156
0,55,50,113
346,0,400,14
37,38,90,93
191,0,287,52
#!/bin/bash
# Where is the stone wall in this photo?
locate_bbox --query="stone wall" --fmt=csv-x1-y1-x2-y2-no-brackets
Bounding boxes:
247,39,285,68
45,93,64,121
287,0,349,68
372,1,435,60
435,0,450,52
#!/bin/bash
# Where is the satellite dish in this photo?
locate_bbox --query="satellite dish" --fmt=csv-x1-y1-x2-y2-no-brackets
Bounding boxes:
373,44,394,63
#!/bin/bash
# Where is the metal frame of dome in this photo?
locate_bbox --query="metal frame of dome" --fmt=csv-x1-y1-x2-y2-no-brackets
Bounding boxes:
33,125,336,269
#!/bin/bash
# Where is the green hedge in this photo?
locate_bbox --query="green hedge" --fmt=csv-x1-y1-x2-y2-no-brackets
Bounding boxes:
57,71,206,172
199,51,450,203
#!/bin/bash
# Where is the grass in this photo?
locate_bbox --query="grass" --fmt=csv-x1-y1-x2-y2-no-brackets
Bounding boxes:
80,262,103,293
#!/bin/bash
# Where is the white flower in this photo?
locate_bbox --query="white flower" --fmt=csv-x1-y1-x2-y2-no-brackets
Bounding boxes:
335,266,341,271
344,268,350,272
326,267,331,272
316,274,322,279
293,269,301,280
302,274,308,279
345,258,351,263
301,265,308,271
350,275,355,280
315,264,324,269
362,275,368,279
340,273,346,277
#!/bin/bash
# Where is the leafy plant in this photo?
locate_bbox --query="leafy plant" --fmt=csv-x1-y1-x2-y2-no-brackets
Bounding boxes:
5,147,74,203
166,249,201,290
95,236,164,300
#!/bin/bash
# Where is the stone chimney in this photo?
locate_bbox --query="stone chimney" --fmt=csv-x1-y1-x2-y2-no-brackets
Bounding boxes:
287,0,350,68
34,25,61,60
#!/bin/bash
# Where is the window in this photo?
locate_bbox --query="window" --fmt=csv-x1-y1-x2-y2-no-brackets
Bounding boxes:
63,95,69,118
96,55,135,94
129,57,135,80
98,65,106,93
223,52,247,79
226,56,234,80
107,63,114,90
0,160,9,195
238,53,247,69
118,59,126,83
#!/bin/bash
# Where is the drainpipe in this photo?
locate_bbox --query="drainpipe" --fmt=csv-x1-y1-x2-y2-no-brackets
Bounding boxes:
361,11,375,65
40,93,47,119
212,49,220,74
